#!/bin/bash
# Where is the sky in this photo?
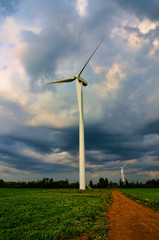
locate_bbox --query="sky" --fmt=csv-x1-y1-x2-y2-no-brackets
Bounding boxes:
1,0,159,183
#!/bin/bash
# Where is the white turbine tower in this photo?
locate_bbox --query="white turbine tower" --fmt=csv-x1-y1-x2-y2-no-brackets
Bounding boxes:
47,38,104,190
120,163,127,183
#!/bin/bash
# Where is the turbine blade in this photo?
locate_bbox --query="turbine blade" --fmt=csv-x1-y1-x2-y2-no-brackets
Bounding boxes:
123,163,128,168
78,36,105,77
47,77,75,85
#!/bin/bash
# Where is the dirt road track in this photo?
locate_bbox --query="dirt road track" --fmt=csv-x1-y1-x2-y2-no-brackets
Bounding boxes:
108,190,159,240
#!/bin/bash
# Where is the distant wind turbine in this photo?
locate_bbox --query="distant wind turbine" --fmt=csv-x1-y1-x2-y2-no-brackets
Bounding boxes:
120,163,127,183
47,37,105,190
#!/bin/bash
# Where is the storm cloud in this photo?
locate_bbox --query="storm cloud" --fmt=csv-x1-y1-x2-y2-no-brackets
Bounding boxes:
115,0,159,21
0,0,159,183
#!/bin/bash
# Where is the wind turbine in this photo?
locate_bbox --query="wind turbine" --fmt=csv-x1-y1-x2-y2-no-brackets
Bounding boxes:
120,163,127,183
47,38,105,190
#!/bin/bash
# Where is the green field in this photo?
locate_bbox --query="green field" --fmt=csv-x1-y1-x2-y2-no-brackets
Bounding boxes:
121,188,159,211
0,188,112,240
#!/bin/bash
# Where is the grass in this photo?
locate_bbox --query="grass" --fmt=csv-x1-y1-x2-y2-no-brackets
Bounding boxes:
0,188,112,240
120,188,159,212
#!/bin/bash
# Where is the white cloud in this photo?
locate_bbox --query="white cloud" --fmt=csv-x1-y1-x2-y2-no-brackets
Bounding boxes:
25,91,77,128
111,26,144,51
149,39,159,56
76,0,88,16
92,64,126,97
138,19,158,34
111,18,153,51
20,145,75,165
45,151,76,165
0,161,30,176
106,64,125,89
0,17,34,105
90,62,106,74
127,159,137,164
0,58,29,105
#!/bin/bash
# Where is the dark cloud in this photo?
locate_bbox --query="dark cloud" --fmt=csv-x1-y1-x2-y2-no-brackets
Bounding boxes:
21,29,79,89
2,126,66,154
0,129,75,174
115,0,159,21
0,0,19,16
1,118,159,179
140,120,159,135
56,123,159,169
1,154,72,174
18,0,124,92
1,0,159,182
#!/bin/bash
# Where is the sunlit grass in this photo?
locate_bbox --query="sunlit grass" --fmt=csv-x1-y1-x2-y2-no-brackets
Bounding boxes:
0,188,112,239
121,188,159,211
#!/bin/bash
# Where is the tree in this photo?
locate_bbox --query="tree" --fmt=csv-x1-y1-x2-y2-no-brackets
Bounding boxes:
97,177,109,188
104,178,109,188
119,179,123,187
0,179,5,187
89,180,94,188
125,179,129,188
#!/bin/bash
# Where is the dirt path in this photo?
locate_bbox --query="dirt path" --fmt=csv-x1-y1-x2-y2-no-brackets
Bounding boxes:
108,190,159,240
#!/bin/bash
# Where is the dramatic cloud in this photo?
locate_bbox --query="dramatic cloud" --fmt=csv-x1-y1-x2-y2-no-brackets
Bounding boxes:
115,0,159,21
0,0,159,183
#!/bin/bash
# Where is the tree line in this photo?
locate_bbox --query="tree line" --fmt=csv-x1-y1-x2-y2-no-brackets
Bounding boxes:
0,177,159,188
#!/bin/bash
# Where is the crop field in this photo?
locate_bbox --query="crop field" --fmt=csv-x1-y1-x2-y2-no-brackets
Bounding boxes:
0,188,112,240
121,188,159,211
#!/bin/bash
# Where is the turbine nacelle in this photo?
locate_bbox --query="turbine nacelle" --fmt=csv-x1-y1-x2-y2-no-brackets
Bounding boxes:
74,75,88,86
